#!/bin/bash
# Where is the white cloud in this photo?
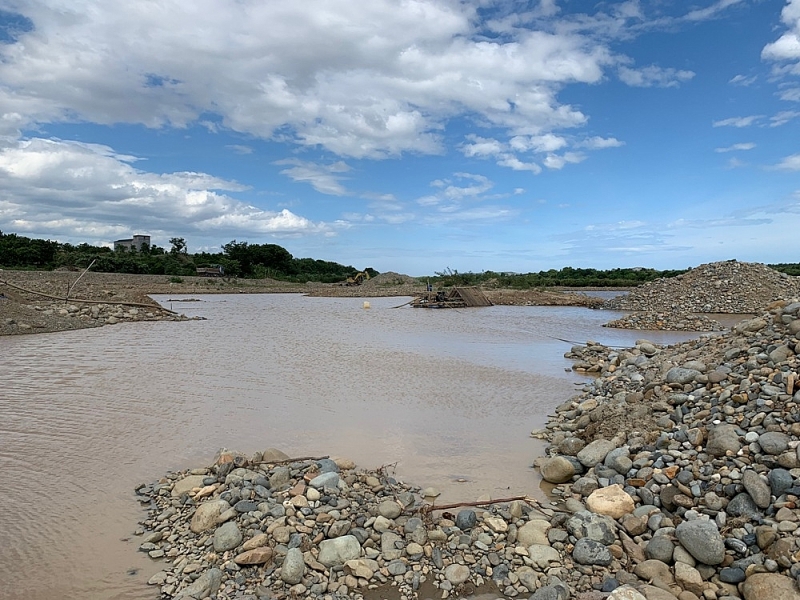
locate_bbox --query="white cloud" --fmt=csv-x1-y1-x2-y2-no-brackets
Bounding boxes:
618,65,695,87
509,134,567,153
543,152,585,169
712,115,762,127
774,153,800,170
0,1,618,158
274,159,351,196
778,86,800,101
770,110,800,126
0,138,330,244
226,145,253,155
728,74,757,86
762,0,800,74
714,142,755,152
684,0,746,22
577,136,625,149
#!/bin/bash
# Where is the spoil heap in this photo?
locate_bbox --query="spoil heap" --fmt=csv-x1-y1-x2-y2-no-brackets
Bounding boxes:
605,260,800,314
533,300,800,600
603,312,726,332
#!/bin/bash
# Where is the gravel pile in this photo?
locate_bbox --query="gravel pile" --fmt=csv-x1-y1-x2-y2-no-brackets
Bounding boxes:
604,260,800,314
604,312,726,332
531,299,800,600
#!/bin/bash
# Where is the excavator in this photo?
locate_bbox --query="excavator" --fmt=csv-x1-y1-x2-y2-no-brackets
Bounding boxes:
345,270,371,286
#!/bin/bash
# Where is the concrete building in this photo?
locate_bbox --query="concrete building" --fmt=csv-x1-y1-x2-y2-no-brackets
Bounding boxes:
113,234,150,252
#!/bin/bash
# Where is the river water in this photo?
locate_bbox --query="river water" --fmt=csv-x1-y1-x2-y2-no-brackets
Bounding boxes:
0,294,703,600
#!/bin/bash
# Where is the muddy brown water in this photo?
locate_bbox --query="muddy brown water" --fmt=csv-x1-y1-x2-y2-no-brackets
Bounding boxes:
0,295,717,600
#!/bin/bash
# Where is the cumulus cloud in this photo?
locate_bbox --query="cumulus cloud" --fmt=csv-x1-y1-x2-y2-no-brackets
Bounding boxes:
715,142,756,152
576,136,625,149
762,0,800,73
618,65,695,87
0,1,619,158
0,138,330,245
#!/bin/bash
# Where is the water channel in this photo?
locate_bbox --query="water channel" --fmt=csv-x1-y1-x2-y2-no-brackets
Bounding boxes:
0,294,706,599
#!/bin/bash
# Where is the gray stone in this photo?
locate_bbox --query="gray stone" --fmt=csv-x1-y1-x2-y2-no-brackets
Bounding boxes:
540,456,576,483
573,537,612,566
172,475,207,497
743,470,772,509
759,432,790,456
645,535,674,563
381,531,403,560
316,458,339,473
444,564,470,585
706,424,741,457
719,567,746,583
727,492,762,519
605,447,633,475
769,469,794,497
213,521,242,552
378,500,402,519
280,548,305,584
577,439,616,468
526,544,562,569
318,535,361,567
675,519,725,565
309,472,339,489
516,520,550,547
665,367,701,384
530,583,570,600
559,437,585,456
608,586,648,600
190,499,230,534
455,509,477,530
565,510,616,545
387,560,407,575
269,467,291,490
174,567,222,599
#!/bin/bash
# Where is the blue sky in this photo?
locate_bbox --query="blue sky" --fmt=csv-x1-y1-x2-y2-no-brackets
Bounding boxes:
0,0,799,276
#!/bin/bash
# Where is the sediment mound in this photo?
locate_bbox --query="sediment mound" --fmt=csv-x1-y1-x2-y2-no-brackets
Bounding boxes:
604,260,800,313
361,272,419,287
604,311,726,332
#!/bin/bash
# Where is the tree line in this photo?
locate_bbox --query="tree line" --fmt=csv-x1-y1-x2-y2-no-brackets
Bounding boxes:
0,231,374,283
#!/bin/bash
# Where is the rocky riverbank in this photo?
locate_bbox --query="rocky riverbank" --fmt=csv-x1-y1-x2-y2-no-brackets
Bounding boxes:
532,299,800,600
603,312,726,333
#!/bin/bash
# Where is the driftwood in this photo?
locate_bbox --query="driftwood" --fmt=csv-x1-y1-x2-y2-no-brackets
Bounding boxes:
251,454,330,466
420,494,539,514
0,278,178,314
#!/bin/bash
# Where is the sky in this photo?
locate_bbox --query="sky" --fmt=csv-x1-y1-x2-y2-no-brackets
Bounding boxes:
0,0,799,276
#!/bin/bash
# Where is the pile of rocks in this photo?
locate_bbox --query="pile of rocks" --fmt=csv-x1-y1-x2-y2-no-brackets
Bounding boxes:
136,450,578,600
604,312,726,332
604,261,800,314
1,299,193,335
532,300,800,600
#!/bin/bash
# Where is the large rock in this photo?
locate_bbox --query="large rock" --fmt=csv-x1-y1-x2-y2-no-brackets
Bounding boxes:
540,456,576,483
174,568,222,599
727,492,761,519
516,520,551,547
190,500,230,533
675,519,724,565
318,535,361,567
309,472,339,490
665,367,701,384
526,544,562,569
280,547,305,584
758,432,790,455
706,424,741,457
566,510,616,545
586,484,635,518
573,537,612,565
577,439,616,467
742,469,772,509
444,564,470,585
172,475,207,497
378,500,402,519
608,586,648,600
213,521,242,552
741,573,800,600
234,547,274,565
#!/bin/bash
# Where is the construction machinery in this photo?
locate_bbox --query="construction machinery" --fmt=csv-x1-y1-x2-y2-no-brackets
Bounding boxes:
345,271,371,286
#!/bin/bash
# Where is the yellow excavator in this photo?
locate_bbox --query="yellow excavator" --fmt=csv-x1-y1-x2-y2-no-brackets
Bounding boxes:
345,270,371,286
